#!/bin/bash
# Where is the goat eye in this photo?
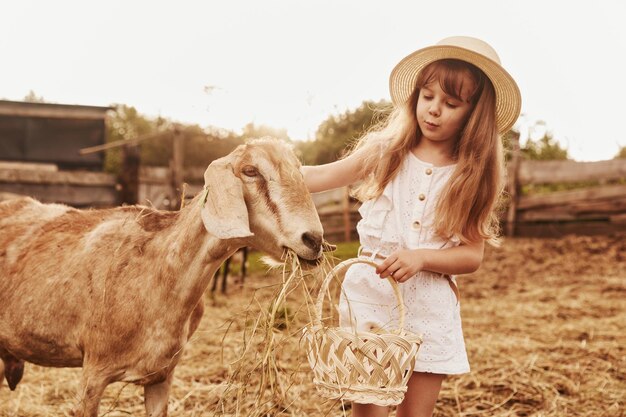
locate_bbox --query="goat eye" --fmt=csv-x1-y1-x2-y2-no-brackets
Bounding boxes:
242,166,258,177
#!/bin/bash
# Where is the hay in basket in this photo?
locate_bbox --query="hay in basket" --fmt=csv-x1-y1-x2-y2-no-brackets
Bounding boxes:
302,258,423,406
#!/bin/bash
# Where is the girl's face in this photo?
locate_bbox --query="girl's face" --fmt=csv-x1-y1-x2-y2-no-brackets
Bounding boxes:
415,71,475,147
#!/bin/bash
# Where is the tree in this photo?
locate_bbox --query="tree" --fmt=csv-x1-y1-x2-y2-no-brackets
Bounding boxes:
519,121,569,161
299,100,391,165
522,132,569,161
501,129,520,162
23,90,46,103
105,104,249,175
241,123,289,141
182,126,245,168
615,146,626,159
105,104,168,174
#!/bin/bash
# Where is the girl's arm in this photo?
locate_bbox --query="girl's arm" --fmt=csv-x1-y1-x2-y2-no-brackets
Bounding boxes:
376,240,485,282
301,147,369,193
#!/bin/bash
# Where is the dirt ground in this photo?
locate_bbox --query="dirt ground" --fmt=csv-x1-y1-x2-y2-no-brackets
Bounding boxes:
1,234,624,416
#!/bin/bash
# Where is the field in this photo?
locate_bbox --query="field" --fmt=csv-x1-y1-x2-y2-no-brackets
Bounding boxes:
1,234,624,416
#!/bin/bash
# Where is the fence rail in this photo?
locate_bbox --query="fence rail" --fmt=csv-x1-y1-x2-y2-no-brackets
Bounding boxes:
0,164,117,207
517,159,626,184
506,135,626,237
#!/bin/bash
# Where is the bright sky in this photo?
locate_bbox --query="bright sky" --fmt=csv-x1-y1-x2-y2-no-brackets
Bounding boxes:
1,0,625,161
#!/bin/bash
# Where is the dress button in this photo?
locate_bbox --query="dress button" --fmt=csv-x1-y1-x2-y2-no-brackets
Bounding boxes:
412,221,420,229
418,194,426,201
425,168,433,175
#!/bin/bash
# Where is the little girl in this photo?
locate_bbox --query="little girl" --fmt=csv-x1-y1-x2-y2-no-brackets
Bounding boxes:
302,36,521,417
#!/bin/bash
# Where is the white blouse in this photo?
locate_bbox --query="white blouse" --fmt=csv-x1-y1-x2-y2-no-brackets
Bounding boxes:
339,152,470,375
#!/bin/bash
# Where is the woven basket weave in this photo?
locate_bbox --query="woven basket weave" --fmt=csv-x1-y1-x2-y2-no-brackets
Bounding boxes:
302,258,423,406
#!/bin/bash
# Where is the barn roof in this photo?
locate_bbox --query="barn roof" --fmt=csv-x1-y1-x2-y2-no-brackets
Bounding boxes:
0,100,113,120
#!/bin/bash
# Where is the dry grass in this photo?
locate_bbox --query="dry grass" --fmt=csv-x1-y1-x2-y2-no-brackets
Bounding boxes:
1,234,624,416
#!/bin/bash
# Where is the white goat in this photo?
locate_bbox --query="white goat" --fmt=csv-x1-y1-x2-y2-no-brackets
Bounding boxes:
0,138,324,416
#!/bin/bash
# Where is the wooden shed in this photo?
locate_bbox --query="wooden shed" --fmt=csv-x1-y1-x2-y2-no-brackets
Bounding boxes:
0,100,118,207
0,100,112,170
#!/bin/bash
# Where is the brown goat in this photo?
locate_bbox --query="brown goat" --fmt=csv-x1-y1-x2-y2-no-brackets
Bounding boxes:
0,138,324,416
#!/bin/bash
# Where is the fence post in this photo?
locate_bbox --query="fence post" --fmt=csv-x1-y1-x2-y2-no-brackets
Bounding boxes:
118,144,140,205
506,131,521,237
343,187,351,242
170,127,184,210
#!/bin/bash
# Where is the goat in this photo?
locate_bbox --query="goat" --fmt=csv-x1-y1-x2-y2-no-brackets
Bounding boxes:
0,138,324,417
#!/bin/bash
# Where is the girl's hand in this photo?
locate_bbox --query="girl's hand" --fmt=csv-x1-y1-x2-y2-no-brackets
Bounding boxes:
376,249,425,283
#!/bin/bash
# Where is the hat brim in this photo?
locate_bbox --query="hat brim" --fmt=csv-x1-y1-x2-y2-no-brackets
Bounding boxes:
389,45,522,134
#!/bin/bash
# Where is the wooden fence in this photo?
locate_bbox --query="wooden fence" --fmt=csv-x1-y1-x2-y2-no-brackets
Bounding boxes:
311,188,360,243
2,129,624,241
136,134,626,240
506,158,626,237
311,157,626,242
138,165,204,210
0,162,117,207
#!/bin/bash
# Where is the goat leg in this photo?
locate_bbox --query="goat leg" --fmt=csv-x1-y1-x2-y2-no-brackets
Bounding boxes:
144,372,174,417
221,256,231,293
73,368,110,417
142,302,202,416
239,247,248,287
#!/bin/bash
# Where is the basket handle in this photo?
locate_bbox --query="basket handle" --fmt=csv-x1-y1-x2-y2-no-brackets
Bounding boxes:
314,258,406,332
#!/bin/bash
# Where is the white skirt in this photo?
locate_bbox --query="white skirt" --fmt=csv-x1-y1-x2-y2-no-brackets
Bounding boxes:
339,262,470,375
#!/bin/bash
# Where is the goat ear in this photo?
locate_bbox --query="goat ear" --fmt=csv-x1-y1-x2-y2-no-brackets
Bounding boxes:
200,159,253,239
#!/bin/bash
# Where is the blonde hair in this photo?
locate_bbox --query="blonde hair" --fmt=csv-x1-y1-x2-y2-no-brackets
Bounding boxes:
349,59,503,245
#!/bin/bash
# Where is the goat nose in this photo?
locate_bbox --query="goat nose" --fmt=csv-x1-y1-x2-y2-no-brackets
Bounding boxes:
301,231,323,253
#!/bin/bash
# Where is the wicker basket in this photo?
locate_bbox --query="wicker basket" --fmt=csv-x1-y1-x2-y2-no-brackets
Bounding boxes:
302,258,423,406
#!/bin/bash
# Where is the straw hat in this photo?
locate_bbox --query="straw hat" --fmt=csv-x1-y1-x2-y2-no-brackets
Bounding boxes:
389,36,522,134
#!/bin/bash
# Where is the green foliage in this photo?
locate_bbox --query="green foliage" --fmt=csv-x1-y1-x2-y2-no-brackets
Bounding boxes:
23,90,46,103
182,126,244,168
501,129,520,162
325,241,361,261
522,180,601,195
518,132,572,195
297,100,391,165
105,104,167,174
502,121,573,196
615,146,626,159
521,132,569,161
104,105,257,176
103,101,575,195
180,122,289,168
503,121,569,163
241,123,289,141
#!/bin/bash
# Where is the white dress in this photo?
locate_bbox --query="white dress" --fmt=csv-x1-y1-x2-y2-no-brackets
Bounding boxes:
338,152,470,375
